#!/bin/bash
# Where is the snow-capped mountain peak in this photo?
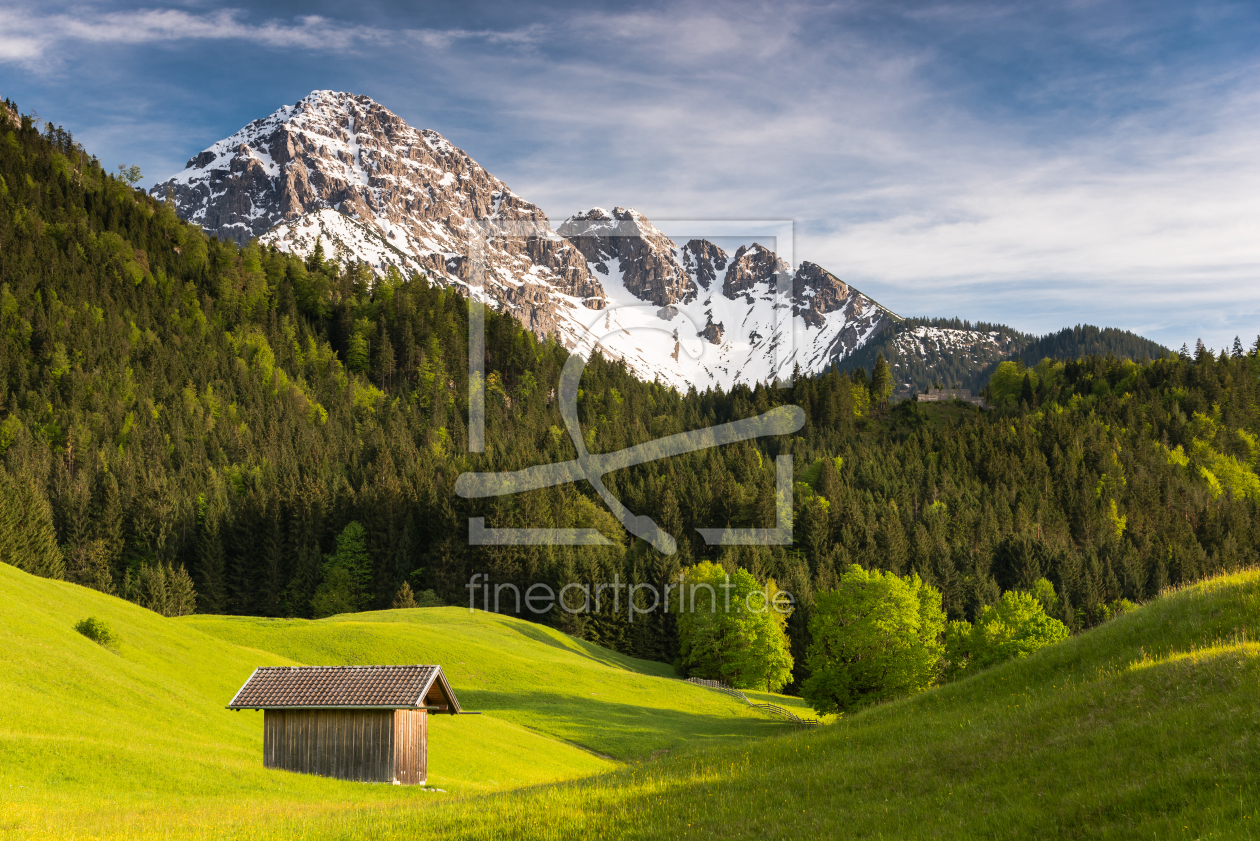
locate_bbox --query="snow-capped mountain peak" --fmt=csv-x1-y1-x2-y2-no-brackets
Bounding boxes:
154,91,896,390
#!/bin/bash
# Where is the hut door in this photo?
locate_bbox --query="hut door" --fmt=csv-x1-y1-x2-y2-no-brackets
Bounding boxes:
393,709,428,785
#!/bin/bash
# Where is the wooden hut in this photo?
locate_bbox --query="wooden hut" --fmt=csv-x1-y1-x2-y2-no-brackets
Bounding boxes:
227,665,461,785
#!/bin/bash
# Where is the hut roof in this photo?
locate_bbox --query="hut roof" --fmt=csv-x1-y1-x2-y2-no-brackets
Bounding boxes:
227,665,461,712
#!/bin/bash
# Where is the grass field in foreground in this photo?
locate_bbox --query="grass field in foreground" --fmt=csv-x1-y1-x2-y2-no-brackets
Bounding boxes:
0,562,806,839
26,568,1247,841
5,564,1258,839
250,569,1260,840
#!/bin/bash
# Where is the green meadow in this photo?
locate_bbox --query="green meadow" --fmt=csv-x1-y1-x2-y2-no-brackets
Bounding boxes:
2,560,1258,839
0,562,808,838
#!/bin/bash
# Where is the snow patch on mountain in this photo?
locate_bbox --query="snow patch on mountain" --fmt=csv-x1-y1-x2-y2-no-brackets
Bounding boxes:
560,209,895,389
890,326,1017,365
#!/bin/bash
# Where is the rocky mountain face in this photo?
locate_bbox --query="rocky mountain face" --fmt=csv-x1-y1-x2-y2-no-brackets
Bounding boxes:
151,91,604,342
557,207,697,307
154,90,895,390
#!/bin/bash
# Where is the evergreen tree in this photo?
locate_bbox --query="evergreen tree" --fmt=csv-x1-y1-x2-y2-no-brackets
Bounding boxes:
168,565,198,617
1020,372,1035,407
196,523,229,614
308,236,326,272
65,540,115,594
870,353,893,408
816,456,842,505
0,468,64,579
312,522,373,618
392,580,418,609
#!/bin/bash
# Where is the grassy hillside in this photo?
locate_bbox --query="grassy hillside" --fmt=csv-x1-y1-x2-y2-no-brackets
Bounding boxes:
57,566,1251,841
0,562,806,838
336,568,1255,840
185,609,814,761
6,562,1259,839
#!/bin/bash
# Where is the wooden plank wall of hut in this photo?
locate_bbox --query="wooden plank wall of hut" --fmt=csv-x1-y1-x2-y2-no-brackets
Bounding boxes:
392,709,427,785
263,710,396,782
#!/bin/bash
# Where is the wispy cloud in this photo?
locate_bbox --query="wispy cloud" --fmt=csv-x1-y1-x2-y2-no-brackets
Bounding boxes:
0,6,537,66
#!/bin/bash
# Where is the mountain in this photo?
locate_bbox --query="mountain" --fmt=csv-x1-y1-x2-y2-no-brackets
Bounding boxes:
834,318,1033,398
150,90,604,344
555,207,892,388
834,318,1169,398
152,91,895,390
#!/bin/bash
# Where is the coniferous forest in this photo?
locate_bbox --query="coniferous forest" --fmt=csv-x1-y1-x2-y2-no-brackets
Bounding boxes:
3,102,1260,690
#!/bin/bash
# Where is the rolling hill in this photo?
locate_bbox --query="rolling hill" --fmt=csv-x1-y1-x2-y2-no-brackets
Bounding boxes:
4,560,1260,839
0,561,808,838
208,568,1260,840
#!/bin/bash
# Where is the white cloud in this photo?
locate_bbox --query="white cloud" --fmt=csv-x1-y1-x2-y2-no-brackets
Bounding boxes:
0,6,535,66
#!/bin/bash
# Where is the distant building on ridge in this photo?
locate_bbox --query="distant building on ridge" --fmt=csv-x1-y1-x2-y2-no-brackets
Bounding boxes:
916,387,989,408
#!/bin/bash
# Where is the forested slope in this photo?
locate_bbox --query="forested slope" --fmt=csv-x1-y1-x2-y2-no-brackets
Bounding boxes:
3,101,1260,691
1010,324,1167,369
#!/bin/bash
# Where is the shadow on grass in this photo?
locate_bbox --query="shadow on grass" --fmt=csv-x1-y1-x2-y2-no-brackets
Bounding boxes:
502,621,674,677
462,689,799,759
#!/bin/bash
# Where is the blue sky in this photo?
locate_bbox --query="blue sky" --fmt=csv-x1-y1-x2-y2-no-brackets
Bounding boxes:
4,0,1260,351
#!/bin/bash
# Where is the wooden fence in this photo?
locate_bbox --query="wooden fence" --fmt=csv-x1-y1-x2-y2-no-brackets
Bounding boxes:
685,678,820,726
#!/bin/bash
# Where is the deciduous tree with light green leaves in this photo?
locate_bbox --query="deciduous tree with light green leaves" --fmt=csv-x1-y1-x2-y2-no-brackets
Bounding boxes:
674,562,794,692
987,360,1038,409
942,584,1070,679
801,564,945,715
116,164,142,186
